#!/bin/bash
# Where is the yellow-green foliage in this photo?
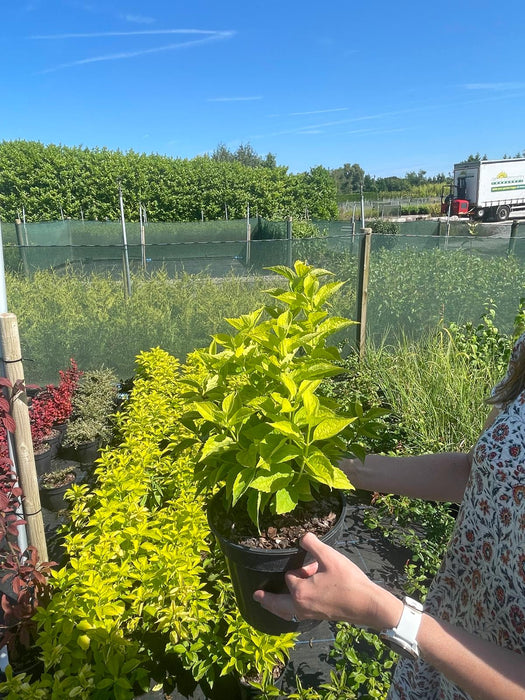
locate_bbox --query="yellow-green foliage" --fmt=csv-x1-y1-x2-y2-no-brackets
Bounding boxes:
0,347,295,699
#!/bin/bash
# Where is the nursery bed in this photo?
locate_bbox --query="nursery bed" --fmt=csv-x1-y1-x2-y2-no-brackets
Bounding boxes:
134,497,410,699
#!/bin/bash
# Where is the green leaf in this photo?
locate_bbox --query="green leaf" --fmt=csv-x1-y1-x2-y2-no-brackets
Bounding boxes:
304,452,352,489
201,434,234,460
275,488,298,514
250,467,293,493
313,280,346,307
269,420,302,439
247,490,262,529
264,265,295,281
302,390,320,418
312,417,354,441
192,401,221,423
270,443,301,463
281,373,297,397
222,392,236,416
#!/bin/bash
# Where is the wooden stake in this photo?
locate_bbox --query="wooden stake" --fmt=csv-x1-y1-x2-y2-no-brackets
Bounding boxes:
0,313,48,561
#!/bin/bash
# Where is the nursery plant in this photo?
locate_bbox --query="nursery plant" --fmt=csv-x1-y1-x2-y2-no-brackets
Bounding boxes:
61,367,118,450
176,261,387,633
0,348,296,698
39,468,76,490
180,261,386,530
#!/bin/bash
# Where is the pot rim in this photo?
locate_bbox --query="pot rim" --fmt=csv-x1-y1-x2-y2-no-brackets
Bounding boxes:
207,488,347,556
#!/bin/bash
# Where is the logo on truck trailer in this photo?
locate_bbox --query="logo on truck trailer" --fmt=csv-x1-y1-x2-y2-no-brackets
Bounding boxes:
491,171,525,192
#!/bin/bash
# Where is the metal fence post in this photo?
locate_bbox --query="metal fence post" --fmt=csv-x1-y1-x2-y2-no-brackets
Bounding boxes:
14,218,31,278
508,220,519,256
118,186,132,298
356,227,372,360
287,217,293,268
245,205,251,268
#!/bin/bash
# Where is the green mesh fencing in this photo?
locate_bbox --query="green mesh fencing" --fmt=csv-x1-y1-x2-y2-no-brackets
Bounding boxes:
4,220,524,384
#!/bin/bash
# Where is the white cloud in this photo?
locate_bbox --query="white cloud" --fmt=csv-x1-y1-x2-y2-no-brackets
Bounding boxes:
289,107,348,116
121,14,155,25
464,82,525,91
207,96,263,102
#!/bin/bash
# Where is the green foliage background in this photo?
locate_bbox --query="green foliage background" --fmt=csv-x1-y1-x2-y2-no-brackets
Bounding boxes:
0,141,338,223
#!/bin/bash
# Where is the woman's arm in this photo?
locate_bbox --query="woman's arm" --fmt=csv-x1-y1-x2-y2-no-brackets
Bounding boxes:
340,407,502,504
253,533,525,700
340,452,472,504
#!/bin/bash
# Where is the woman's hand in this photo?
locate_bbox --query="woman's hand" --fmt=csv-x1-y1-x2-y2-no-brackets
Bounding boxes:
253,532,402,630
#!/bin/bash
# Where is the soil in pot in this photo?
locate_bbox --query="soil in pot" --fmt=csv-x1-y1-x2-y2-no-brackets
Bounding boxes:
39,470,76,511
208,489,347,635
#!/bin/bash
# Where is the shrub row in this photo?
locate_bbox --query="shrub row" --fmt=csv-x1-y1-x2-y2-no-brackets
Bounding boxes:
1,347,295,698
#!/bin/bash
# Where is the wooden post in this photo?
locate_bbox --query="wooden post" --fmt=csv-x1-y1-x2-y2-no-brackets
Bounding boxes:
356,228,372,360
0,313,47,561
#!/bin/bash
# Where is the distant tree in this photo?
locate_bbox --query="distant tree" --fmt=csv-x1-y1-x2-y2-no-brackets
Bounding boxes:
464,153,488,162
331,162,365,193
211,142,277,168
211,142,234,163
405,170,427,187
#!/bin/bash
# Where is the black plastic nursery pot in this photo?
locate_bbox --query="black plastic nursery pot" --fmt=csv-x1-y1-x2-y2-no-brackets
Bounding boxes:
34,445,53,477
208,490,347,635
39,473,77,511
58,439,99,464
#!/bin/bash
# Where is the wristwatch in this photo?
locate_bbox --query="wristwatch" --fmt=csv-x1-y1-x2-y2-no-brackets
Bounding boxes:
380,596,423,659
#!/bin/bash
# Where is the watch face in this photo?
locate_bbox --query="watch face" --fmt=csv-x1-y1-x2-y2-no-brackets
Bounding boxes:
380,634,418,659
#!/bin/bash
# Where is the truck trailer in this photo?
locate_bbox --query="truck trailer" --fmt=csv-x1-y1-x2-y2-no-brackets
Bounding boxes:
441,158,525,221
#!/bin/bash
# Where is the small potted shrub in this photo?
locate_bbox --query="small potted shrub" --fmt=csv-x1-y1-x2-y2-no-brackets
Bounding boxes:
178,262,386,634
27,360,82,469
38,467,77,511
28,393,55,474
59,367,118,463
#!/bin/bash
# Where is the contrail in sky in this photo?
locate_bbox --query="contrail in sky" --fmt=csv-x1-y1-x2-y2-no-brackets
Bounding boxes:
32,29,235,73
31,29,234,39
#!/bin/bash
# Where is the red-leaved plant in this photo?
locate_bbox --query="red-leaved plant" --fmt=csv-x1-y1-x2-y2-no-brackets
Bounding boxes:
0,376,56,666
29,359,82,451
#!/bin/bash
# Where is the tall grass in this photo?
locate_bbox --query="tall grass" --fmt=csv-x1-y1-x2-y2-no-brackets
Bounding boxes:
362,329,502,454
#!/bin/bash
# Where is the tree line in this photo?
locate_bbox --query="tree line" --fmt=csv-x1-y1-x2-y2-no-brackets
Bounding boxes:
2,140,523,223
0,141,338,223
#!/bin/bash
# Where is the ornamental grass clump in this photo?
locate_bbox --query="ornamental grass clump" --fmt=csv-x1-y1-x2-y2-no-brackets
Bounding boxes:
179,261,387,530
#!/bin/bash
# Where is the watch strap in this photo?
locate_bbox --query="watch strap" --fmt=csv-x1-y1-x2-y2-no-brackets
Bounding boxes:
380,596,423,658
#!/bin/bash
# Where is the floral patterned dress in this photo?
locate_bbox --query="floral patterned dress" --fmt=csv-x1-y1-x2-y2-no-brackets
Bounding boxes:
388,333,525,699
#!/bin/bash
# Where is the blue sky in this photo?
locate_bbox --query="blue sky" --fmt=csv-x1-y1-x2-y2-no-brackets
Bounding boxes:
2,0,524,177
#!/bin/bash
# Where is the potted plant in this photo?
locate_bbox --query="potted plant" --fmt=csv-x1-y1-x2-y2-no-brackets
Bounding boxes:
38,467,77,511
59,367,118,463
58,417,108,463
178,261,386,634
28,392,55,474
27,360,82,469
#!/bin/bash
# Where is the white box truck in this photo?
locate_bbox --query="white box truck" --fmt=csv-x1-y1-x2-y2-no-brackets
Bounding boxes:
441,158,525,221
